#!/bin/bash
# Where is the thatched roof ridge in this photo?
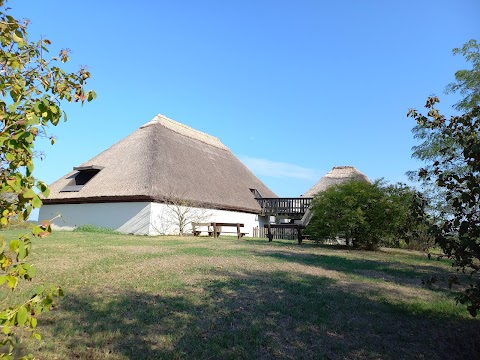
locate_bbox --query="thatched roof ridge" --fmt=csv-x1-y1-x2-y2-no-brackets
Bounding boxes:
43,114,277,213
302,166,370,197
142,114,228,151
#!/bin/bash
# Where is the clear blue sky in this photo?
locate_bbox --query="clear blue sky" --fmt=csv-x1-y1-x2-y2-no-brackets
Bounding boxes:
8,1,479,206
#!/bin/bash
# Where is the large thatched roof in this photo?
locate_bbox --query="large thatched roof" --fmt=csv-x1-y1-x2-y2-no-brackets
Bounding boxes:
44,115,277,213
302,166,370,197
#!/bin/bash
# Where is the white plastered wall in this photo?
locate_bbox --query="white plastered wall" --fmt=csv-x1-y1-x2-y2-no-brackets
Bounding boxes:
38,202,152,235
149,202,267,236
39,202,269,236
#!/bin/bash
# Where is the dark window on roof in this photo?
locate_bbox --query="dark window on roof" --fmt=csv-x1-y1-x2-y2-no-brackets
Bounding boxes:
74,169,99,185
60,166,103,192
250,188,262,198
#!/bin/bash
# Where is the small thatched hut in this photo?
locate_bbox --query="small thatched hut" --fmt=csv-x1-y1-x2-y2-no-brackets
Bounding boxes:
302,166,370,197
39,115,277,235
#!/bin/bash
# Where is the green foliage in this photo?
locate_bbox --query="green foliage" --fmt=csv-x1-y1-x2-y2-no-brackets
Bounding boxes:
73,224,120,234
409,39,480,217
445,39,480,112
0,1,95,357
407,39,480,317
407,96,480,317
381,183,433,250
305,180,426,250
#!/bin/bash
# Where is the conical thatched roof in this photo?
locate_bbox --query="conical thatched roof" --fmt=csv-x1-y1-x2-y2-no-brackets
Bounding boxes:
44,114,277,213
302,166,370,197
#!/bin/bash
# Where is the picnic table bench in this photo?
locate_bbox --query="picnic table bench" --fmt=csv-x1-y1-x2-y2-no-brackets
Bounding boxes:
264,223,306,244
191,222,214,237
192,222,247,239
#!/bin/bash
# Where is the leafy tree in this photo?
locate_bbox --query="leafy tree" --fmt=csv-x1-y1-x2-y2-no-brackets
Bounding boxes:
445,39,480,112
382,183,432,250
305,180,425,250
407,96,480,317
0,1,95,357
152,198,212,236
409,39,480,215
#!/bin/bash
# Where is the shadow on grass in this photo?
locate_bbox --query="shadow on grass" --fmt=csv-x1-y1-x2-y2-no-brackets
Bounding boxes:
254,250,464,290
33,269,479,360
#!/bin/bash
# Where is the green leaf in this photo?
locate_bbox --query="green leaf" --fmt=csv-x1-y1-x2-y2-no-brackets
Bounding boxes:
9,240,20,252
32,226,42,236
23,188,36,199
87,91,97,102
26,113,39,125
24,132,34,144
32,195,42,208
23,206,32,221
18,242,27,259
30,317,37,329
0,275,7,285
3,324,10,335
36,182,50,198
12,30,23,43
6,275,17,289
8,102,19,112
23,263,36,278
27,162,34,175
42,187,50,198
17,306,28,326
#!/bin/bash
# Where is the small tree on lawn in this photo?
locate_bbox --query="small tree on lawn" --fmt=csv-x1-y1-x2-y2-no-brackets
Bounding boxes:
0,1,95,357
152,197,212,236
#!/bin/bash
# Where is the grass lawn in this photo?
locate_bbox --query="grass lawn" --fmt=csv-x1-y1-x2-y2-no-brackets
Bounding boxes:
1,230,479,359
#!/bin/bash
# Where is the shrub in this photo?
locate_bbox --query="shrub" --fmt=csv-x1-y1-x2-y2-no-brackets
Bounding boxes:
73,225,121,234
306,180,429,250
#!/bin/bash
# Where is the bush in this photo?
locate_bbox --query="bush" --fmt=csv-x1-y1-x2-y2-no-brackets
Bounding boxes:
306,180,429,250
73,224,121,234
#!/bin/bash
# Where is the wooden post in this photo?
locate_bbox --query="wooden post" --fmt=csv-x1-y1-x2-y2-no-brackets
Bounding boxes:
236,223,241,240
297,226,303,245
267,224,273,242
212,222,217,238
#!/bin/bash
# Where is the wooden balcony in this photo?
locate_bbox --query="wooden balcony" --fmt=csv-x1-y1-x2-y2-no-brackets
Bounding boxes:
255,197,313,217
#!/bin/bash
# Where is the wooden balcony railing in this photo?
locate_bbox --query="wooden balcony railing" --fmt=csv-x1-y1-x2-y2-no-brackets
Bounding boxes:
255,197,313,216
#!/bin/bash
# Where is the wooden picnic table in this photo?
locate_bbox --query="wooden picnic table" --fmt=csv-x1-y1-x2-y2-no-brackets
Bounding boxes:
192,222,247,239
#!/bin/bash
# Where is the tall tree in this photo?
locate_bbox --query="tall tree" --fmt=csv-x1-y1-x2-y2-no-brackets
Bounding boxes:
408,97,480,317
0,1,95,357
445,39,480,112
409,39,480,216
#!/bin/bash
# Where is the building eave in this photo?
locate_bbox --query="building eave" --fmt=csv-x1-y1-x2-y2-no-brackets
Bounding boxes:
42,195,262,215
